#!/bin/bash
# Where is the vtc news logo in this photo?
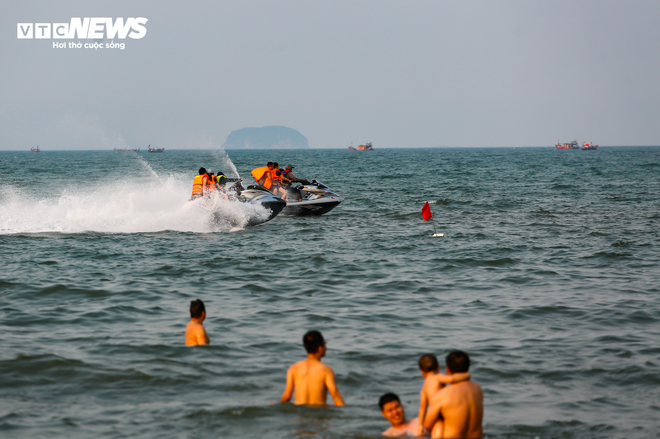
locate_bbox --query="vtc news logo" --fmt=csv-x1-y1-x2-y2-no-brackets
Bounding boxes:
17,17,148,39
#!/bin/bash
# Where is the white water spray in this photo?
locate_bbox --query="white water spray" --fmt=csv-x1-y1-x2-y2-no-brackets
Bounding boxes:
0,172,267,234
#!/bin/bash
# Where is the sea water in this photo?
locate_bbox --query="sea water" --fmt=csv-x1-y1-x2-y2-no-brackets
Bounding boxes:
0,147,658,438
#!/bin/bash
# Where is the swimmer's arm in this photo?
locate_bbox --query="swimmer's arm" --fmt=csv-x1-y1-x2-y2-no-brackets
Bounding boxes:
280,367,294,403
417,389,429,436
325,369,345,406
424,393,446,432
436,372,470,384
424,400,441,432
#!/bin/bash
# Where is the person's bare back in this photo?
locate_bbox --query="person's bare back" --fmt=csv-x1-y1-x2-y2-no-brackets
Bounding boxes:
417,354,470,435
284,358,341,405
425,380,483,438
280,330,345,406
423,351,483,439
185,299,209,346
185,320,209,346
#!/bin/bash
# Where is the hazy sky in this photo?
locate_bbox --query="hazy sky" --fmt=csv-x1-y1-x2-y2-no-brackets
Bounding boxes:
2,0,659,149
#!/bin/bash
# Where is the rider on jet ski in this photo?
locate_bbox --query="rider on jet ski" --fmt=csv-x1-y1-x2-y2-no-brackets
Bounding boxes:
192,168,241,200
281,164,310,186
279,164,311,201
191,167,212,199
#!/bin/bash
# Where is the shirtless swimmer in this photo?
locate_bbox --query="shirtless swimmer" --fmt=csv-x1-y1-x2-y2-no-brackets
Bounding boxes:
424,350,483,438
280,330,345,406
185,299,210,346
380,392,422,437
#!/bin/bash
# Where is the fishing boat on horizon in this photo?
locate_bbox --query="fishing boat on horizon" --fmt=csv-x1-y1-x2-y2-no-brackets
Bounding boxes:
348,142,374,151
147,144,165,153
30,145,40,152
555,140,579,150
581,142,598,150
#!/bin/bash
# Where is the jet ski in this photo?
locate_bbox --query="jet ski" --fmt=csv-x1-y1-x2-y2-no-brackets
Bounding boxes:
237,183,287,225
192,181,287,227
280,180,343,216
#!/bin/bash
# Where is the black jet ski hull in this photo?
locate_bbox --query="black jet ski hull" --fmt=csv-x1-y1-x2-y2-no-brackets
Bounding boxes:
244,199,286,226
239,185,287,226
280,199,342,216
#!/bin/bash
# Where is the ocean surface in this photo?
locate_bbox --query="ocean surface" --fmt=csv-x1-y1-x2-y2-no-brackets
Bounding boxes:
1,146,659,439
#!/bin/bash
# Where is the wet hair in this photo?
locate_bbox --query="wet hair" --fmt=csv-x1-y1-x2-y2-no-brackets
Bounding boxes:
378,393,400,411
302,330,325,354
198,167,207,175
418,353,439,372
190,299,206,318
446,350,470,373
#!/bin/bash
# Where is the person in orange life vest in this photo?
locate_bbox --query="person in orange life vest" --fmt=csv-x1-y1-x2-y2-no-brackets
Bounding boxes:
206,172,217,193
251,162,274,189
191,167,211,199
269,163,289,198
271,162,283,184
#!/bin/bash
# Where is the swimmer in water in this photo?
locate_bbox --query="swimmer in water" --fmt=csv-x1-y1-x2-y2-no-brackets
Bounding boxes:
379,392,422,437
280,330,345,406
185,299,210,346
417,353,471,436
424,351,483,439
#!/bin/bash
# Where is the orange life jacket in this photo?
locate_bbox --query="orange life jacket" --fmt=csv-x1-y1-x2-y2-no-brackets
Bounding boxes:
271,169,282,183
207,175,216,192
192,174,208,197
251,166,270,181
251,166,273,189
262,173,273,189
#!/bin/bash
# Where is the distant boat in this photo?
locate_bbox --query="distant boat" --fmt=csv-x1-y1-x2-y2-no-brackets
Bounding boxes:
555,140,579,150
581,142,598,150
147,144,165,153
348,142,374,151
30,145,40,152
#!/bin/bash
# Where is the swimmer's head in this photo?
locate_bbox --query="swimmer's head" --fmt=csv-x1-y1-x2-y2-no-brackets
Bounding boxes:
418,353,439,373
378,392,400,411
190,299,206,319
379,393,405,426
303,330,325,354
446,350,470,373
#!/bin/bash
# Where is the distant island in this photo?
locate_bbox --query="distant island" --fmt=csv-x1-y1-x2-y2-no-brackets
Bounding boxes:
222,126,309,149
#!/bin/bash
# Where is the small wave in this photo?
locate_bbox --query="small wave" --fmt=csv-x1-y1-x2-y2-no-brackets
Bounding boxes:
506,305,587,320
584,251,633,259
530,208,556,216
